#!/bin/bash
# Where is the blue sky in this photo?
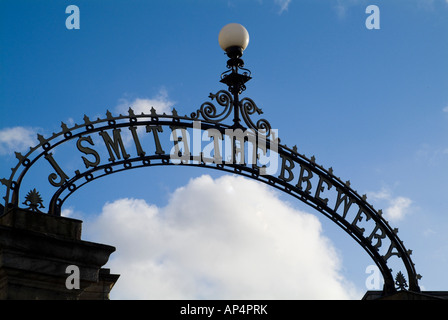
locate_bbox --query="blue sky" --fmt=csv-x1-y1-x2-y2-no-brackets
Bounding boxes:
1,0,448,299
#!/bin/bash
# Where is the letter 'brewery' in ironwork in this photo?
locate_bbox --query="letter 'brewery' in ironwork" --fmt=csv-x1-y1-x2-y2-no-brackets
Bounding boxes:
0,23,421,296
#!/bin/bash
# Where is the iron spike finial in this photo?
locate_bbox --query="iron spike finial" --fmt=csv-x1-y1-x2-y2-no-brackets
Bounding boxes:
37,134,46,145
395,271,408,291
106,110,113,120
83,114,92,125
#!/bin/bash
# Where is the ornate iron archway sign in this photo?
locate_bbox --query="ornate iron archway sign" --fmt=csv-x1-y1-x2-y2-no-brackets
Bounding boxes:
0,28,421,297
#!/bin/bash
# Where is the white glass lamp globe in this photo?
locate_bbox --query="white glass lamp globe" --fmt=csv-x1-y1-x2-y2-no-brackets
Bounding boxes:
218,23,249,53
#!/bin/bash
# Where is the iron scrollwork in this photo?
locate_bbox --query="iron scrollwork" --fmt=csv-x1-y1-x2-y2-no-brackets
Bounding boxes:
191,90,272,137
239,97,271,136
190,90,233,124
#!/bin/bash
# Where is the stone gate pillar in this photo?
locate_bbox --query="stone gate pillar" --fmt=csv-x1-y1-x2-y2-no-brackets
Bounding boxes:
0,206,119,300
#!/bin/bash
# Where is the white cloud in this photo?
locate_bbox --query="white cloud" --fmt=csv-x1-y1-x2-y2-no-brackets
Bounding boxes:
419,0,448,8
368,188,412,222
275,0,291,13
325,0,448,20
335,1,348,19
386,196,412,221
443,105,448,113
334,0,363,19
113,88,176,149
0,126,39,155
115,88,175,116
84,175,359,300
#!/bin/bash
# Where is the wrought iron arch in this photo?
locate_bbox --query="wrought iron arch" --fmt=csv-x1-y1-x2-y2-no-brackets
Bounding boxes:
0,40,421,297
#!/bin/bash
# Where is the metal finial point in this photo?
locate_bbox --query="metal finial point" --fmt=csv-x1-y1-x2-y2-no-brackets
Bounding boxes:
22,188,45,212
395,271,408,291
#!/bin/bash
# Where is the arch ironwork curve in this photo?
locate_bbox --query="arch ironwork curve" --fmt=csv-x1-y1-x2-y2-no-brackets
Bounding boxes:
0,51,421,297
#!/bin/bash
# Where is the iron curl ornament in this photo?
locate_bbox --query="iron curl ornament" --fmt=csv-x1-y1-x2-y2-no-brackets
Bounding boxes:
239,97,271,136
190,90,233,124
190,90,272,137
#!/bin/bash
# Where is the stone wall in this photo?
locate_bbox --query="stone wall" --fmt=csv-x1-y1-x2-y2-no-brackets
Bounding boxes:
0,207,119,300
